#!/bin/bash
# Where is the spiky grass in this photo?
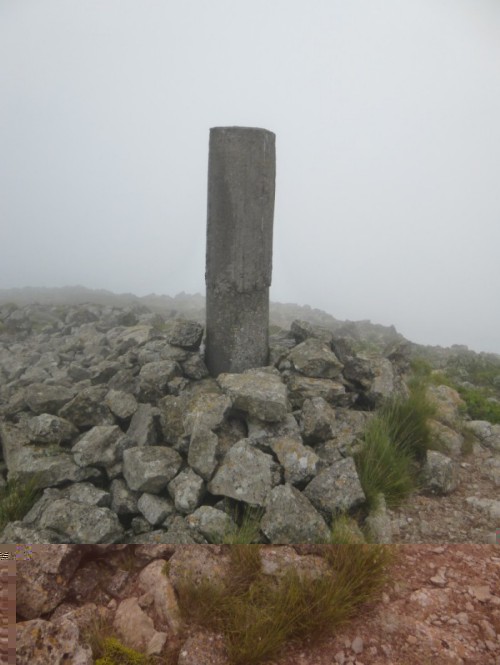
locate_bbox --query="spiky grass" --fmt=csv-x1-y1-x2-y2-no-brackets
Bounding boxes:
0,474,42,531
173,544,394,665
219,502,264,544
354,385,436,510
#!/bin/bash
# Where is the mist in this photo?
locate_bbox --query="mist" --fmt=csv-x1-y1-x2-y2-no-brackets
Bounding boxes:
1,0,499,354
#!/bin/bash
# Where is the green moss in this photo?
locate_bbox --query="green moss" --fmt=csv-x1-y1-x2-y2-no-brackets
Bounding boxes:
95,637,153,665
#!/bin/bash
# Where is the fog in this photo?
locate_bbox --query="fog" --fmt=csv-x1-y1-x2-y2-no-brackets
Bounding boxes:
1,1,499,354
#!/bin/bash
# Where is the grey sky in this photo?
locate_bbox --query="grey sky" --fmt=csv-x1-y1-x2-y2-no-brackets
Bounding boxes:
1,0,499,354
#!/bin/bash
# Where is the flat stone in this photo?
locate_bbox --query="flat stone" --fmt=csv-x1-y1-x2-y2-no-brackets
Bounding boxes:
217,369,288,422
123,446,183,493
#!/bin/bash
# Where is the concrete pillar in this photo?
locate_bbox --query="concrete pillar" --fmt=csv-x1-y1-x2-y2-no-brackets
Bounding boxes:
205,126,276,376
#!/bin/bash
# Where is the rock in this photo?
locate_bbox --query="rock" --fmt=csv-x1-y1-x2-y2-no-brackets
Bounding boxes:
290,320,334,345
113,597,168,655
422,450,460,495
465,497,500,521
38,499,125,543
364,494,393,543
287,337,343,378
16,544,82,618
136,360,182,402
105,389,138,420
300,396,337,443
187,427,219,481
464,420,500,452
58,386,115,429
72,425,131,471
127,403,161,446
24,382,75,415
168,468,206,514
208,439,274,507
137,559,183,633
165,319,204,350
123,446,183,493
285,374,352,408
261,483,330,543
426,384,465,427
428,420,464,455
16,617,93,664
269,436,320,486
186,506,237,543
137,493,175,526
26,413,78,445
303,457,366,519
217,369,288,422
177,632,230,665
110,478,139,515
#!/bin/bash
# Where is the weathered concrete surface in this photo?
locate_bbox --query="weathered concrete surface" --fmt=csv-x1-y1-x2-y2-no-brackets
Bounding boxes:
205,126,276,376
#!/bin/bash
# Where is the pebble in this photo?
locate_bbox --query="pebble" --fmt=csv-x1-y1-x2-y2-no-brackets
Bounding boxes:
351,636,364,654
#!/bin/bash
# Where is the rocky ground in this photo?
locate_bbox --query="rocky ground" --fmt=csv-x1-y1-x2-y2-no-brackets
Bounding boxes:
14,544,500,665
0,299,499,545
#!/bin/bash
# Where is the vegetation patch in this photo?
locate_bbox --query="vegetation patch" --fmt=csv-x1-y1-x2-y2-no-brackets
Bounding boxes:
354,382,436,510
0,475,42,531
172,543,393,665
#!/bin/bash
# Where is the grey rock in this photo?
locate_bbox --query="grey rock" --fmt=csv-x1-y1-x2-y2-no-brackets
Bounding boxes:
188,427,219,481
208,439,274,506
58,386,115,429
183,392,231,436
136,360,181,402
127,403,161,446
290,320,334,345
113,597,167,655
464,420,500,452
303,457,366,519
269,436,320,486
261,483,330,543
465,496,500,520
168,468,206,514
0,522,64,543
137,493,176,526
123,446,183,493
157,394,188,447
287,337,343,378
422,450,460,495
364,494,392,543
285,374,352,408
165,319,204,350
110,478,139,515
72,425,130,470
217,369,288,422
105,389,138,420
66,482,111,507
428,420,464,456
300,396,337,443
181,353,209,379
38,498,124,543
24,382,75,415
26,413,78,445
186,506,237,543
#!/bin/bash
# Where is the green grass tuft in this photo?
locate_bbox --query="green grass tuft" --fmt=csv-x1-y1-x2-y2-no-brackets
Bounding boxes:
0,475,43,531
174,544,394,665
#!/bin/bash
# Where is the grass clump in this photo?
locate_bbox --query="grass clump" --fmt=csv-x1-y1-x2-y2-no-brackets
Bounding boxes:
0,475,42,531
174,544,393,665
218,502,264,544
83,613,177,665
354,384,436,510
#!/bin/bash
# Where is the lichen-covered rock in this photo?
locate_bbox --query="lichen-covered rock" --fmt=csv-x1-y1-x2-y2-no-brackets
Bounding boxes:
464,420,500,452
137,360,182,402
426,384,465,427
303,457,366,519
261,483,330,543
72,425,131,470
164,319,204,350
113,597,168,655
187,427,219,480
207,439,274,506
127,403,161,446
123,446,183,493
58,386,115,429
269,437,320,486
24,382,75,415
186,506,237,543
105,389,138,420
38,499,125,543
300,396,337,443
217,369,288,422
287,337,343,379
168,468,206,514
422,450,460,495
16,617,93,665
26,413,78,445
137,493,175,526
285,374,352,408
